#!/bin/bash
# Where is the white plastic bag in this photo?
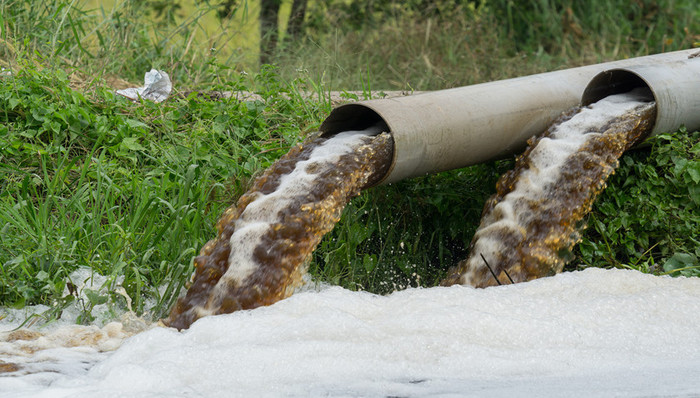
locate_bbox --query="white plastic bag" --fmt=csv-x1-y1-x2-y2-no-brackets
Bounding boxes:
116,69,172,103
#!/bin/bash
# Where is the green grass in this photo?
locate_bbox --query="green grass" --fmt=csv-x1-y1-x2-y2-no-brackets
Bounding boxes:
311,162,514,292
0,63,330,321
0,0,698,325
273,0,700,90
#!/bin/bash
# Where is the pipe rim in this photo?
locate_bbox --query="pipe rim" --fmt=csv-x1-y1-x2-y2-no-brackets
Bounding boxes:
582,69,653,105
582,69,657,137
320,103,396,186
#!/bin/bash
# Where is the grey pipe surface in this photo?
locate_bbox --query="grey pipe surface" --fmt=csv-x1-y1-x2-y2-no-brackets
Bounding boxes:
320,49,699,185
582,58,700,136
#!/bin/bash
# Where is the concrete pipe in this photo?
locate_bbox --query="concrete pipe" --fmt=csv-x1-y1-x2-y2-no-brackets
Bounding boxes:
319,49,700,185
582,57,700,137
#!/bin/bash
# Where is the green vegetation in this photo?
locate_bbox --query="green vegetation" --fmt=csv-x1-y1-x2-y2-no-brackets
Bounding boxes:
0,63,330,321
576,129,700,276
0,0,698,324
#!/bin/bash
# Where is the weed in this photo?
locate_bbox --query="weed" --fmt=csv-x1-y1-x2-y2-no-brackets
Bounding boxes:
575,129,700,277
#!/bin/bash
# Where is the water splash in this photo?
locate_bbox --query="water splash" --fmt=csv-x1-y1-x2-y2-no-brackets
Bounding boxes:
442,90,656,287
164,128,393,330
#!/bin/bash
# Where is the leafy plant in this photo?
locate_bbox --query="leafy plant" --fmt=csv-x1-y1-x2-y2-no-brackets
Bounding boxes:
575,128,700,277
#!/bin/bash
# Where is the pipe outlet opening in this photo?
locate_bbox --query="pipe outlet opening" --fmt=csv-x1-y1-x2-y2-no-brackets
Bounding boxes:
320,103,395,186
320,103,390,136
582,59,700,138
582,70,653,106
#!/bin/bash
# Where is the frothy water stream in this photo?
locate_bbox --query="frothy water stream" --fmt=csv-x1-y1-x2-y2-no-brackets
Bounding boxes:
2,90,698,397
165,128,393,329
443,90,656,287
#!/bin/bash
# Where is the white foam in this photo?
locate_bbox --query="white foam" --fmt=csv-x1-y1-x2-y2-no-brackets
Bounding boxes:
2,269,699,397
0,268,130,333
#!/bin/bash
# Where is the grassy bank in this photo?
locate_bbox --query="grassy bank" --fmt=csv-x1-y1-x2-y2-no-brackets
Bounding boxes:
0,0,698,324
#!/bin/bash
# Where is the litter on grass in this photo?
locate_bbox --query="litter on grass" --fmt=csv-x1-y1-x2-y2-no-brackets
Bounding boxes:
116,69,172,103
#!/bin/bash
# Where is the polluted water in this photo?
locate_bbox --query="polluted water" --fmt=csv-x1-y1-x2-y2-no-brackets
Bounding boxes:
164,126,393,329
443,89,656,287
3,91,700,397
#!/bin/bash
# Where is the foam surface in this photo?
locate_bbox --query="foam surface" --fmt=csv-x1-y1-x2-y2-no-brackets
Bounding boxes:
3,269,700,397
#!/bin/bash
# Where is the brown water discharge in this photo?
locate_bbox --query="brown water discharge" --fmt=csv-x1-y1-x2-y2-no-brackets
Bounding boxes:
442,90,656,287
166,89,657,330
165,129,393,330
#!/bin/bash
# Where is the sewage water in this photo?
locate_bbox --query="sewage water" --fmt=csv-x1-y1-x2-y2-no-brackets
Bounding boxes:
165,128,393,329
443,90,656,287
3,91,699,397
